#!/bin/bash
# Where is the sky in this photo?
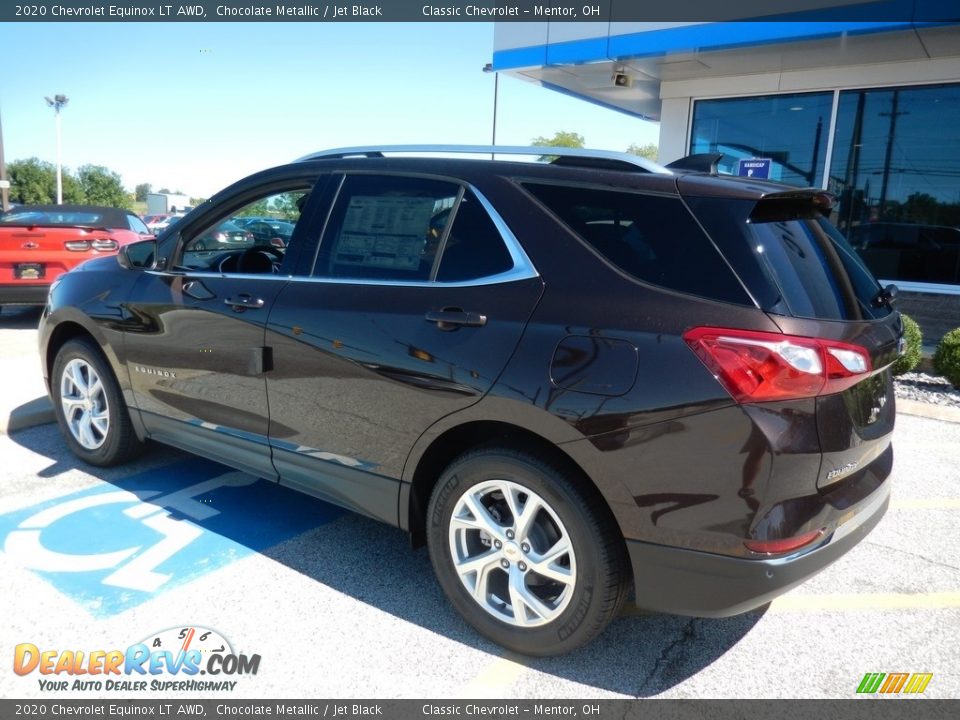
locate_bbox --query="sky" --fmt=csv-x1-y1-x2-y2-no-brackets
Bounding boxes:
0,22,660,199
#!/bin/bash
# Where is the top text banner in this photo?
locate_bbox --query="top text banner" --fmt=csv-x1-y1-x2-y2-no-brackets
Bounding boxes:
2,1,958,23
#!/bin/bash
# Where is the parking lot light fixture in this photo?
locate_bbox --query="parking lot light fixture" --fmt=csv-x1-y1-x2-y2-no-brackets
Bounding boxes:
44,94,69,205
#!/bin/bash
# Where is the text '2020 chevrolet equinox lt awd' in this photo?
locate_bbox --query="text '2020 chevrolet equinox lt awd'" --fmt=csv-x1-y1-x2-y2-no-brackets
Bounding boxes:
39,146,901,655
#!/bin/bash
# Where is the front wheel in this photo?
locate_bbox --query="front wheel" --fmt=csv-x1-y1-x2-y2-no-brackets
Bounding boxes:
51,337,144,467
427,448,629,656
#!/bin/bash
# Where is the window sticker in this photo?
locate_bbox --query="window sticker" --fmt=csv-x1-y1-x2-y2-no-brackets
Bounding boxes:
335,196,435,271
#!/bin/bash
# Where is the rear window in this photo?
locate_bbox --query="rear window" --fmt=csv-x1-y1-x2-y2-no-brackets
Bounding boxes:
522,182,751,305
687,197,891,321
0,210,106,226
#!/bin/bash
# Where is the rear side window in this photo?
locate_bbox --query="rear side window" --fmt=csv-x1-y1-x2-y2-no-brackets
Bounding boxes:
522,182,751,305
688,197,891,321
436,193,513,282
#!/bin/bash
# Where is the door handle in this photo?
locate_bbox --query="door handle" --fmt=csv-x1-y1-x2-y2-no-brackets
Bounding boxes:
425,308,487,331
224,294,265,311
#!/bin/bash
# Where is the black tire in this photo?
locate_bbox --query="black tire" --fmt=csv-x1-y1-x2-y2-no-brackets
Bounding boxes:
51,337,144,467
427,447,630,656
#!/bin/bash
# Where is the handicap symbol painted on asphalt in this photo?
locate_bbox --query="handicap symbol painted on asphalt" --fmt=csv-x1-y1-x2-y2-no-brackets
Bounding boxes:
0,459,342,617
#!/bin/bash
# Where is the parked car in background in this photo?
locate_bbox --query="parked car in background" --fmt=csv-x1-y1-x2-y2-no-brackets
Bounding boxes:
847,221,960,285
144,213,184,235
1,204,151,308
240,219,296,247
186,220,255,251
39,146,901,656
152,215,184,235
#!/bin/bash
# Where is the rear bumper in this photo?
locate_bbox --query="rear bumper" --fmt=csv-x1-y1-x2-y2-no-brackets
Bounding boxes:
627,479,890,617
0,284,50,306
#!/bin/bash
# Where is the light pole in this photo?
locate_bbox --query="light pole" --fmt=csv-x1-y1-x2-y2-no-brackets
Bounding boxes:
482,64,498,158
44,94,69,204
0,108,10,212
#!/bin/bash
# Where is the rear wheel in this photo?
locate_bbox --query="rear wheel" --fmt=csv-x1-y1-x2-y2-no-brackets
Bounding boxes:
427,448,629,656
51,337,144,466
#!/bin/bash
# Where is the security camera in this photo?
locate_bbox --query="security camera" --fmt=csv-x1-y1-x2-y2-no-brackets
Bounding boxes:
613,72,633,88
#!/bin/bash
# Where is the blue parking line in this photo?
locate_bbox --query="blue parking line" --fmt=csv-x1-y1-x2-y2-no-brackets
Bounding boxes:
0,458,343,617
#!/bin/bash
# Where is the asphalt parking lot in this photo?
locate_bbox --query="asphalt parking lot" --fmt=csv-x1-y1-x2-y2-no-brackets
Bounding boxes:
1,306,958,699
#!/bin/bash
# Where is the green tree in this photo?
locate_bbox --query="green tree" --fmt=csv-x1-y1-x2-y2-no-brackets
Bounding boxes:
626,143,658,161
135,183,152,202
531,131,585,162
78,165,131,208
272,191,307,221
236,199,271,217
532,131,585,148
6,158,83,204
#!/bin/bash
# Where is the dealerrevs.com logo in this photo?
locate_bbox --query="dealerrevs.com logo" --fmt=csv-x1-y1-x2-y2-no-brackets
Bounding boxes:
14,626,260,692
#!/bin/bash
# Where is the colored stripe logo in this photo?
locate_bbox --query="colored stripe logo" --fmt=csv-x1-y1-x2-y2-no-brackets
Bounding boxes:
857,672,933,694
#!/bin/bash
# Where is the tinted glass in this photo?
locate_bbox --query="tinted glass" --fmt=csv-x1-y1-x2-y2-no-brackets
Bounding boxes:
829,83,960,286
691,91,833,187
522,182,751,305
688,196,890,321
435,192,513,282
315,175,459,282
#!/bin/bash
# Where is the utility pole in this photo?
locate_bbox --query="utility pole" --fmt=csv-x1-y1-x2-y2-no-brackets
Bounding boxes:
45,94,69,204
879,90,908,214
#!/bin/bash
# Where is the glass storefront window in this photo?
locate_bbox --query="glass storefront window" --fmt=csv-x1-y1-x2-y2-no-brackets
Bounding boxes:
690,92,833,187
829,83,960,287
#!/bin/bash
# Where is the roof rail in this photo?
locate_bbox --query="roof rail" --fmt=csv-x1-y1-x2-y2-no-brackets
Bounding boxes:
294,145,672,175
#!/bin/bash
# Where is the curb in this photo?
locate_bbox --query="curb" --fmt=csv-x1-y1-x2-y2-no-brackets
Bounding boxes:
1,396,55,435
896,398,960,424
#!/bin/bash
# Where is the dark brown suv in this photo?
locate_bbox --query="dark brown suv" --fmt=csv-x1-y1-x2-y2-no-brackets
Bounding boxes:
39,146,901,656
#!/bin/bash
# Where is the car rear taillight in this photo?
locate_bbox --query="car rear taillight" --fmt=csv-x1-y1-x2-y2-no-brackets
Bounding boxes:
64,240,91,251
91,239,118,251
683,327,872,402
744,528,824,555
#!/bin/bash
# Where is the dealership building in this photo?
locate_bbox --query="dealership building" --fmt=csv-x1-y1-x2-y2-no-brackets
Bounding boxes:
492,18,960,341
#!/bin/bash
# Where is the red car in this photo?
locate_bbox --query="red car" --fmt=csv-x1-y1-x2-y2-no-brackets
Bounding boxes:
0,205,152,309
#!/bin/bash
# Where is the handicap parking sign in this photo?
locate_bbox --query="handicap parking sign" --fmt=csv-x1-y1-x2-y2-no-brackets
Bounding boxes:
737,158,772,179
0,459,342,617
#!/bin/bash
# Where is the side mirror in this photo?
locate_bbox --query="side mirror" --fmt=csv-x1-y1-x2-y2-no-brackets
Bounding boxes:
118,239,157,270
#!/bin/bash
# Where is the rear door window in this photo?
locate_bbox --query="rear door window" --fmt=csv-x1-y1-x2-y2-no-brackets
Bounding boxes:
313,175,518,284
314,175,460,282
521,182,751,305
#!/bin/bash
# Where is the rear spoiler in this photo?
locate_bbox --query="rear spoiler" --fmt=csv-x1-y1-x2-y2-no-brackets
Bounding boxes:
749,190,837,221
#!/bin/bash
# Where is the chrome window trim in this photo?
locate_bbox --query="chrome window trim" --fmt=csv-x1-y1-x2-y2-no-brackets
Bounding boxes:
146,269,536,289
156,177,539,289
308,177,539,288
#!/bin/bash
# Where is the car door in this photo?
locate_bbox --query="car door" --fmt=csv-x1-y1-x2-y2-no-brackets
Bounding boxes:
265,173,543,522
121,180,325,479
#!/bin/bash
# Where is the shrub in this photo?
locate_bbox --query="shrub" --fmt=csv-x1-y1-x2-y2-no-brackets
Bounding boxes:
933,328,960,389
891,314,922,376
